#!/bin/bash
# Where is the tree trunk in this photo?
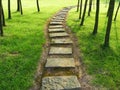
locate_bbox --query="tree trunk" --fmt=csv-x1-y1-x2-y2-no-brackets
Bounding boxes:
19,0,23,15
107,1,111,17
104,0,115,47
114,2,120,21
79,0,82,19
93,0,100,35
17,0,20,12
80,0,88,26
88,0,92,16
8,0,11,19
36,0,40,12
77,0,80,12
2,3,5,26
0,0,3,36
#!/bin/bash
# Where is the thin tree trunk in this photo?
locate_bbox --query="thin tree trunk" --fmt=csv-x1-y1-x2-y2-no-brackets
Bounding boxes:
107,1,111,17
0,0,3,36
17,0,20,12
114,2,120,21
80,0,88,26
88,0,92,16
79,0,82,19
36,0,40,12
19,0,23,15
104,0,115,47
8,0,11,19
93,0,100,35
77,0,80,12
2,3,5,26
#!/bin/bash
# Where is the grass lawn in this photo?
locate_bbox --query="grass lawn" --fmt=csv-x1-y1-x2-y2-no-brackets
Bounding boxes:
0,0,76,89
67,2,120,90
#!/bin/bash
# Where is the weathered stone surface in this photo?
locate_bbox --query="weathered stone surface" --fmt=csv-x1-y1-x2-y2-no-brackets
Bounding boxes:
49,32,69,38
51,19,64,22
48,28,65,32
49,25,63,28
53,17,65,20
49,47,72,55
51,38,73,44
41,76,81,90
50,22,63,25
45,58,75,68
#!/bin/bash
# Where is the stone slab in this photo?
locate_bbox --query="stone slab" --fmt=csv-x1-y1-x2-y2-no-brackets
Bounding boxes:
49,32,69,38
41,76,81,90
45,58,75,68
49,47,72,55
51,19,64,22
49,25,63,28
53,17,65,20
50,22,63,25
48,28,65,32
51,38,73,44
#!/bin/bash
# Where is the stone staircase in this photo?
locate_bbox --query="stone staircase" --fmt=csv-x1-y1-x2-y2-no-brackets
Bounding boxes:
41,6,81,90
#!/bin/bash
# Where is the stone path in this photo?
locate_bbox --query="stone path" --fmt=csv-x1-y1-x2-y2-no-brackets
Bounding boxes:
41,6,81,90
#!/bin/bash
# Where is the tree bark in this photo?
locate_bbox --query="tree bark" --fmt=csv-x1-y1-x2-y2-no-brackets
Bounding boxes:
36,0,40,12
80,0,88,26
93,0,100,35
2,3,5,26
104,0,115,47
77,0,80,12
88,0,92,16
19,0,23,15
17,0,20,12
79,0,82,19
107,1,111,17
114,2,120,21
8,0,11,19
0,0,3,36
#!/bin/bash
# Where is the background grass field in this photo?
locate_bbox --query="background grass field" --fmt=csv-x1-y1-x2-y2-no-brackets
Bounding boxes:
0,0,77,89
67,2,120,89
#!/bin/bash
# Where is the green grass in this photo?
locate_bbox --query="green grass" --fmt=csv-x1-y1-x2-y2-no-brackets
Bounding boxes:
0,0,77,89
67,3,120,90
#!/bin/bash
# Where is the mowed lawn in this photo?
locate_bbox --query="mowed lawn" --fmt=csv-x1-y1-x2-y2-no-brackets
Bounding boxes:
67,2,120,90
0,0,76,90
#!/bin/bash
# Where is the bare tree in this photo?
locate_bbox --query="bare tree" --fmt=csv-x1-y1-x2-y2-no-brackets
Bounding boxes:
104,0,115,47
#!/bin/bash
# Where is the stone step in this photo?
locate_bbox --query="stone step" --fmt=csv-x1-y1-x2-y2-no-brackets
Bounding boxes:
48,28,65,32
51,19,64,22
49,32,69,38
41,76,81,90
49,25,64,28
45,58,75,68
50,22,63,25
51,38,73,45
52,17,65,20
49,47,72,55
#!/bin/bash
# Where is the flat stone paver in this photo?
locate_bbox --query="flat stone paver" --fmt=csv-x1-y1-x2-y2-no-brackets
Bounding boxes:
45,58,75,68
41,76,81,90
51,19,64,22
49,25,63,28
51,38,73,44
50,22,63,25
52,17,65,20
48,28,65,32
49,47,72,55
49,32,69,38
